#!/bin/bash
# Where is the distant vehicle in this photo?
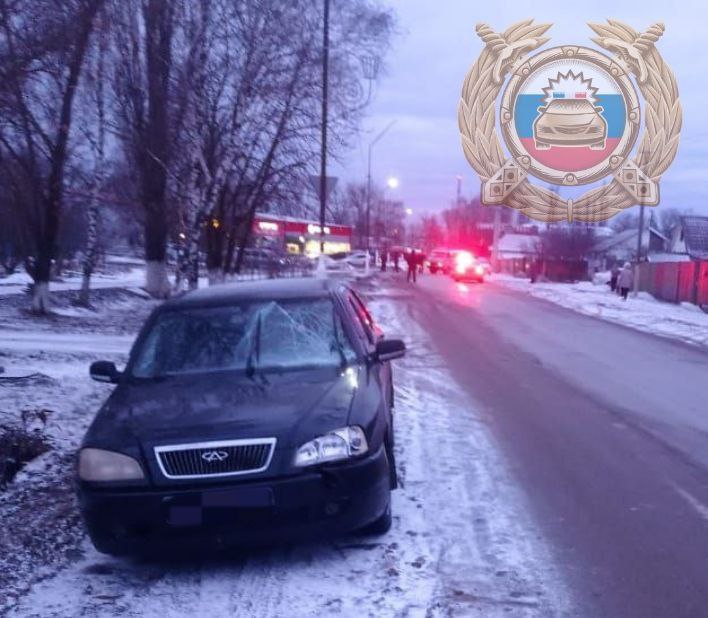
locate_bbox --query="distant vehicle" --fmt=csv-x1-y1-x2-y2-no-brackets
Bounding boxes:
79,278,405,556
426,248,456,274
241,248,284,270
451,250,485,283
533,99,607,150
476,257,492,275
342,250,373,269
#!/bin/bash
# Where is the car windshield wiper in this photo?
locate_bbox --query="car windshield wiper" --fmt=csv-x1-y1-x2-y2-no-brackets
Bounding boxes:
245,311,262,378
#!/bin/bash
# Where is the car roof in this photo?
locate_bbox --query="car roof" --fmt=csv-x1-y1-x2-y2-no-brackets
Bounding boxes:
163,277,343,309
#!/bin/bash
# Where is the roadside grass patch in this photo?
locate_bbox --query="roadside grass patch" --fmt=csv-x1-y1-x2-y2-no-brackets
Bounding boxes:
0,413,53,487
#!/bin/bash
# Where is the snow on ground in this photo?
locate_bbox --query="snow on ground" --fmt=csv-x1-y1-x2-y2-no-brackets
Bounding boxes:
494,274,708,348
0,276,570,618
0,287,156,609
0,266,147,298
2,278,571,617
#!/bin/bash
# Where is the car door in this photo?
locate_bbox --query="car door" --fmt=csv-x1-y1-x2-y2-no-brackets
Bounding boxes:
347,289,392,410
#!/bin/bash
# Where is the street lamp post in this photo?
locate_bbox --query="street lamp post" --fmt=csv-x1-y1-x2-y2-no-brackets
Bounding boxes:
318,0,331,257
366,120,396,253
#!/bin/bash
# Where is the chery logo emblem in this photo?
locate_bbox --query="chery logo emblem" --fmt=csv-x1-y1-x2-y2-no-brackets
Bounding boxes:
201,450,229,463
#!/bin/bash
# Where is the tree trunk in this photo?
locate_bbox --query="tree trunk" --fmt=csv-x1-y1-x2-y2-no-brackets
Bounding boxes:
207,268,223,286
79,19,107,308
140,0,174,298
31,281,50,314
144,208,170,297
28,0,103,314
79,193,99,306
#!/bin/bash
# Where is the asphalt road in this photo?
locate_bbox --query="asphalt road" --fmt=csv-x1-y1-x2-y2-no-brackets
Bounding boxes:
403,274,708,618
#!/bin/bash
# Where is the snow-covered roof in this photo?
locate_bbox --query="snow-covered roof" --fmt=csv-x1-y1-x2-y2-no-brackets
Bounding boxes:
646,252,691,263
593,226,666,253
497,233,537,258
680,216,708,259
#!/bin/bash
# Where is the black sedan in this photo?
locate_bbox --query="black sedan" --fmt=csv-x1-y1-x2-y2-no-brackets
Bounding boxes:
77,278,405,556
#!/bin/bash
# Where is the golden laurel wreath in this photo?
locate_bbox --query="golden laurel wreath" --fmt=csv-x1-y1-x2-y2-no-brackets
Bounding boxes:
458,20,682,222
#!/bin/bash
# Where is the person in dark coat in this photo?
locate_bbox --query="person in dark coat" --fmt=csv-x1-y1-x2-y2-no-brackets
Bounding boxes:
381,250,388,272
405,250,417,283
417,251,426,275
392,250,400,272
610,265,620,293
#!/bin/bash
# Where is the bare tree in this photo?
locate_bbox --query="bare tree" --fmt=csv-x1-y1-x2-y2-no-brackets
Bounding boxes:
0,0,104,312
657,207,690,238
111,0,179,298
534,225,596,262
78,7,108,306
176,0,394,283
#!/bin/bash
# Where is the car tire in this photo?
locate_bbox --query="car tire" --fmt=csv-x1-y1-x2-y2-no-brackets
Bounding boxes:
590,142,605,150
385,432,398,489
535,142,551,150
360,500,392,536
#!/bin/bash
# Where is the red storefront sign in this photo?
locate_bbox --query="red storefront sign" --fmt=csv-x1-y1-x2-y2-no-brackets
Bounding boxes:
253,216,351,239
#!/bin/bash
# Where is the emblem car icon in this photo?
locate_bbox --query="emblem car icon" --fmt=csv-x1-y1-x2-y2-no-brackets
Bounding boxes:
201,450,229,463
533,99,607,150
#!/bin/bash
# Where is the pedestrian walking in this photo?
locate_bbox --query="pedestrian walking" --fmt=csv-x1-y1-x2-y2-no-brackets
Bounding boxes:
417,251,426,275
610,265,620,293
405,250,417,283
618,262,633,300
392,250,400,272
529,260,540,284
381,250,388,272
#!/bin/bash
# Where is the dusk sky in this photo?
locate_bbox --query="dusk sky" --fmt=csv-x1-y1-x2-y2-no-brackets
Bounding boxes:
334,1,708,220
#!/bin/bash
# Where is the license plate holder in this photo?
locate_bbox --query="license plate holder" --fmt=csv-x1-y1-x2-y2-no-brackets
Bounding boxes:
164,486,274,527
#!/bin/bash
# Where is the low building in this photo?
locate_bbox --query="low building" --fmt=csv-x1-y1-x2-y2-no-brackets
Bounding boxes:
638,216,708,307
589,225,667,271
666,216,708,259
253,214,352,256
496,233,538,274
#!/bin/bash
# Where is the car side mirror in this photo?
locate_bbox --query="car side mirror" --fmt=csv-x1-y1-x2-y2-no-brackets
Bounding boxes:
376,339,406,362
90,361,121,384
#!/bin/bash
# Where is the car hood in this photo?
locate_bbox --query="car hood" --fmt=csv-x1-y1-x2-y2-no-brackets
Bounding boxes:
88,368,357,450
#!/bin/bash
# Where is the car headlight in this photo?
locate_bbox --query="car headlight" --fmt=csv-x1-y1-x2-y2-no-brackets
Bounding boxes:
78,448,145,481
294,426,368,467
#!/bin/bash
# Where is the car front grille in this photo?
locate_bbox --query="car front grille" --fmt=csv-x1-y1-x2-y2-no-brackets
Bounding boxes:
155,438,276,479
554,125,589,135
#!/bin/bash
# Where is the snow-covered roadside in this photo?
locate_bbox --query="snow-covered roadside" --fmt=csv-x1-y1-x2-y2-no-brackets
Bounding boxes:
0,289,155,611
494,274,708,348
0,267,147,297
6,283,571,617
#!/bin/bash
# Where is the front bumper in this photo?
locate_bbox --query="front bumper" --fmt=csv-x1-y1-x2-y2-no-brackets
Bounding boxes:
78,445,390,555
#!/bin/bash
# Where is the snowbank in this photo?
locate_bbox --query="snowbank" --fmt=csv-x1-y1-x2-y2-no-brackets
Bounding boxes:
494,274,708,348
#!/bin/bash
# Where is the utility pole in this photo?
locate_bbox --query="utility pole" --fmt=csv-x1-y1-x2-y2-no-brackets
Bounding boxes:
319,0,330,255
633,205,646,296
365,120,396,252
491,207,501,272
456,175,462,208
